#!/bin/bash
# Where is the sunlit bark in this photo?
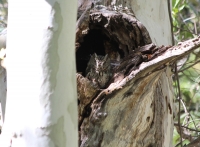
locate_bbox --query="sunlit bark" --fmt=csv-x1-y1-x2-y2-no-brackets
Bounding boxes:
77,0,174,146
0,0,78,146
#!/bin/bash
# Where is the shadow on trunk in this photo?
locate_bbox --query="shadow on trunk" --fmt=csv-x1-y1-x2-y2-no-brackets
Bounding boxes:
76,4,200,147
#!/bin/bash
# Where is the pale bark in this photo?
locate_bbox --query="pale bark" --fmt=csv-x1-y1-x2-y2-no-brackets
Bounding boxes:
0,0,78,147
131,0,174,145
0,66,6,127
131,0,172,46
0,29,7,126
76,1,174,147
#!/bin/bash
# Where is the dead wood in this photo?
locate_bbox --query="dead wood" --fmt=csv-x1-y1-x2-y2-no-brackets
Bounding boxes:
76,5,200,147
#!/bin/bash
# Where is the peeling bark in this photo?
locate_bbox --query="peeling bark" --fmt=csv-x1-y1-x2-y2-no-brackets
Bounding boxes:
76,6,151,54
76,3,200,147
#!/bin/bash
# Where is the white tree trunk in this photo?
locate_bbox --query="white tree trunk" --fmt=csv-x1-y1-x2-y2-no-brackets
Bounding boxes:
0,67,6,127
132,0,174,146
0,29,7,127
131,0,172,46
0,0,78,147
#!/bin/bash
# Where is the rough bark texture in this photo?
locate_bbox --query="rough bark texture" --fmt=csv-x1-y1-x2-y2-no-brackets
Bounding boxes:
76,6,152,53
76,2,200,147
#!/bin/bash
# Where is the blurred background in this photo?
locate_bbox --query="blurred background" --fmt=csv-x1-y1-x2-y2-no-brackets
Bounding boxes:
172,0,200,146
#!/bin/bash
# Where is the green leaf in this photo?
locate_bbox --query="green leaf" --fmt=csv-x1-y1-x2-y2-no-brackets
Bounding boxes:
173,0,181,8
173,8,179,14
178,4,185,11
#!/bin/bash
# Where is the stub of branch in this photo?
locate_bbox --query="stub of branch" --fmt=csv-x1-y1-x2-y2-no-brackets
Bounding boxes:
78,37,200,146
76,4,200,147
107,36,200,96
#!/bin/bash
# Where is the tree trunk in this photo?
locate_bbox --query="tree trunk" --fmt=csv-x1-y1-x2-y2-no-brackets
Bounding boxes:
76,1,200,146
0,29,7,128
0,66,6,129
0,0,78,146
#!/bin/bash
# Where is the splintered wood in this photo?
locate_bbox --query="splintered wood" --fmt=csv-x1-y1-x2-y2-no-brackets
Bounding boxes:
76,4,200,147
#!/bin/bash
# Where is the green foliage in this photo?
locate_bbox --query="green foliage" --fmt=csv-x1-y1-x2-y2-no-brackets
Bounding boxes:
172,0,200,146
172,0,200,42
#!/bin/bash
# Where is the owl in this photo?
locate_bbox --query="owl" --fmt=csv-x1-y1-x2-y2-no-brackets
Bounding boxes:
86,53,112,88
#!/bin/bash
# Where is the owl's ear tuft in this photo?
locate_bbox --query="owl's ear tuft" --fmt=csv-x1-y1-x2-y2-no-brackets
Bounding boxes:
104,54,108,61
94,53,98,58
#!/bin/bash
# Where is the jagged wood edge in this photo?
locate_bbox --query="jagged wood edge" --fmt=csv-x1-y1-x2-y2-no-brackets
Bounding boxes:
92,36,200,105
76,8,152,51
